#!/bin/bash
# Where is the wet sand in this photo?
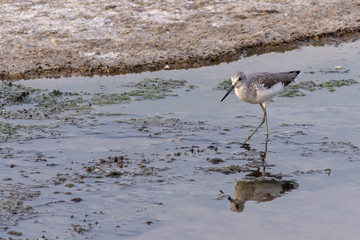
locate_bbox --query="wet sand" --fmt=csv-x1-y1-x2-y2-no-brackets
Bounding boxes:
1,0,360,80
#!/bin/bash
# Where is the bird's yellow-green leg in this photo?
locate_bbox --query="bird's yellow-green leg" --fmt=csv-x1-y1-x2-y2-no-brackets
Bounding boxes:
242,103,268,146
260,103,269,142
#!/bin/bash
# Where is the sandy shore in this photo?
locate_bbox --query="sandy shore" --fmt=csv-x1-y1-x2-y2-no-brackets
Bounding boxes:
0,0,359,80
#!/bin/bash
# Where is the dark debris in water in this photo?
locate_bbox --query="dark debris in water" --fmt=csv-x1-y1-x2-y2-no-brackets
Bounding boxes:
54,142,226,187
0,182,41,227
81,154,171,185
207,157,224,164
298,140,360,161
71,197,83,203
73,224,89,234
116,115,212,137
292,168,332,176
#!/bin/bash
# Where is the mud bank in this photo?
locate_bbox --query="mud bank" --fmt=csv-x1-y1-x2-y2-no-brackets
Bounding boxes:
0,0,360,80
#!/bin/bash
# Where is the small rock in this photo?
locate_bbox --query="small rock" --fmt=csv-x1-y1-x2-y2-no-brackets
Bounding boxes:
71,197,83,203
208,158,224,164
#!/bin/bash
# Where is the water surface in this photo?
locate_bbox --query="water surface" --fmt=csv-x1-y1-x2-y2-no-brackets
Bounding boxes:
0,40,359,239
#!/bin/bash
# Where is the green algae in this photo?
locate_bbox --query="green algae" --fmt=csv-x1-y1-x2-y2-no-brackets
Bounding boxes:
319,68,350,74
207,165,243,175
80,78,188,105
0,77,190,120
0,78,190,117
0,122,21,137
214,79,232,91
123,78,187,101
90,93,131,105
7,230,23,236
279,78,358,97
0,78,193,142
0,82,92,120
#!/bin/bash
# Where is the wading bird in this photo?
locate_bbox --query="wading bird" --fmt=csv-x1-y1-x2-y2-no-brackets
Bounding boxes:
221,70,300,146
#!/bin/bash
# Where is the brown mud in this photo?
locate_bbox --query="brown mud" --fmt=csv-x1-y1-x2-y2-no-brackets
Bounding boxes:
0,0,360,80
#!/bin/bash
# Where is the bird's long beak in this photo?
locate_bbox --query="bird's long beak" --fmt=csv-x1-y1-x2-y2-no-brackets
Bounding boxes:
220,85,235,102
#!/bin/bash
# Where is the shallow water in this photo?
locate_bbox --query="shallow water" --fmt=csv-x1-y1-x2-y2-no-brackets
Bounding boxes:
0,40,360,239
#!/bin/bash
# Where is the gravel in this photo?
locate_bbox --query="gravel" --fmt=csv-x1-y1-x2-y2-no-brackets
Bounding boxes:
0,0,359,80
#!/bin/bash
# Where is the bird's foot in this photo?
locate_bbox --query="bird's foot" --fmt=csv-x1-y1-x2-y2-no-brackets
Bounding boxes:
240,142,251,150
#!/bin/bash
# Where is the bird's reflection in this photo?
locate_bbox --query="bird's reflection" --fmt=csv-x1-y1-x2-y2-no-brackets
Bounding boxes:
229,177,298,212
227,141,298,212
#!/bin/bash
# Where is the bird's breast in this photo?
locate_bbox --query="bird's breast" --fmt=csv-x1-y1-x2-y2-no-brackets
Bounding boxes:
234,85,258,104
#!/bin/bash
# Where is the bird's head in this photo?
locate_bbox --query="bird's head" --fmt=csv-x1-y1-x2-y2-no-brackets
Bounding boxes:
231,71,247,86
220,72,247,102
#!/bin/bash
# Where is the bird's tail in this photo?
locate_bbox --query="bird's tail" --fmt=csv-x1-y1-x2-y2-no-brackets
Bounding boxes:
290,70,301,76
287,70,301,85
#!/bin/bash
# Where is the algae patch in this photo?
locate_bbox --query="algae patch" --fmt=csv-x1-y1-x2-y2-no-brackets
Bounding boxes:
279,78,358,97
0,82,91,120
0,122,21,139
214,79,231,91
319,67,350,74
124,78,187,100
91,78,188,104
90,92,131,105
207,165,244,175
0,78,193,142
0,77,190,119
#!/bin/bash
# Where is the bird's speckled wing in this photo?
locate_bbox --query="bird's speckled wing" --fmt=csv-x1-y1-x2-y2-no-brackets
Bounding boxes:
249,71,300,89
